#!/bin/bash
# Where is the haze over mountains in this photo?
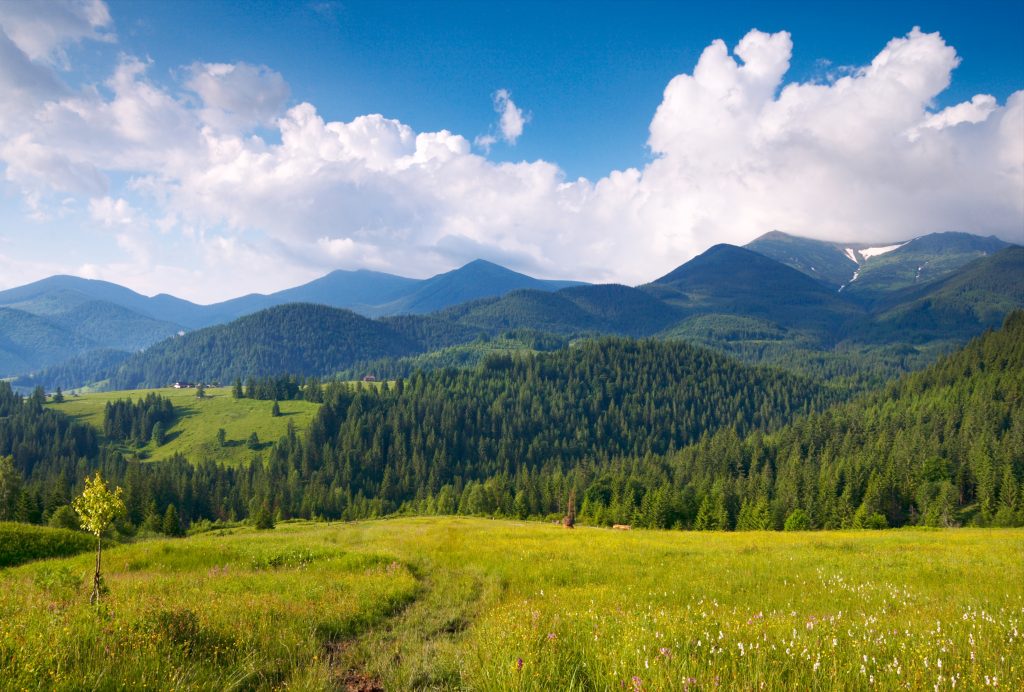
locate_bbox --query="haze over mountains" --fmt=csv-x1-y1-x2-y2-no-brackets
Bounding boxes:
0,260,582,377
3,230,1021,389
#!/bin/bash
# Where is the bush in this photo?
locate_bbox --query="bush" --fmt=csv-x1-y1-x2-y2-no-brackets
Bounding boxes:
48,505,81,531
783,509,812,531
0,522,94,567
859,512,889,530
253,505,275,530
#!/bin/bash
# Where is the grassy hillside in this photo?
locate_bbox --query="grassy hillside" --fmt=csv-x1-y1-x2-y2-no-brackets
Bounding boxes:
49,387,321,466
0,522,93,567
0,518,1020,689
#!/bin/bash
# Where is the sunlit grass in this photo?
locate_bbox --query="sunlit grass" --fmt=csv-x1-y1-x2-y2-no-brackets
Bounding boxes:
48,387,320,466
1,518,1021,689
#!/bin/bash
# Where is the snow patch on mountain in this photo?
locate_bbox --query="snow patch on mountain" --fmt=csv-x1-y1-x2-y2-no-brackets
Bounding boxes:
859,243,906,259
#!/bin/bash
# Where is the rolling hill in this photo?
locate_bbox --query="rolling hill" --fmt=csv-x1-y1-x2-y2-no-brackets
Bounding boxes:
106,304,421,389
48,386,321,466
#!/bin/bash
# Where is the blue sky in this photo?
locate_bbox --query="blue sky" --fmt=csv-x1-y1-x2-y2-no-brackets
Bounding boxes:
0,0,1021,302
102,0,1024,179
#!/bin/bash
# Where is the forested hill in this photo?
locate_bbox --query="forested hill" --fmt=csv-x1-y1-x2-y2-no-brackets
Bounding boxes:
2,314,1021,531
107,304,420,389
300,338,833,490
648,310,1024,530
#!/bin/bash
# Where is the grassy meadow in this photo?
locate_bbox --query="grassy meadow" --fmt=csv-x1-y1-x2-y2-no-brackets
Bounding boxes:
48,387,321,466
1,517,1021,690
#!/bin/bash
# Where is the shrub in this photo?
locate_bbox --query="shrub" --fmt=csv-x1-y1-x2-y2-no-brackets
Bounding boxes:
783,509,812,531
0,522,94,567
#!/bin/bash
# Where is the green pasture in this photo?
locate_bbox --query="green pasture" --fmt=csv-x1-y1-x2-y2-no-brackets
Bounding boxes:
1,518,1021,690
48,387,321,466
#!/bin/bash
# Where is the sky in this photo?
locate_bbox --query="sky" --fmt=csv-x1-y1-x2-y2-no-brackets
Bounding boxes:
0,0,1021,303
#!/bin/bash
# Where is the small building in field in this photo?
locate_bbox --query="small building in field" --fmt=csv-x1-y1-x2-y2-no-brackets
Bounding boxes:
361,375,377,383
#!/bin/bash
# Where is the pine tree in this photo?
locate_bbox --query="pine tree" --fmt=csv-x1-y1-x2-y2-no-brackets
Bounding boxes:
151,421,165,447
162,504,183,536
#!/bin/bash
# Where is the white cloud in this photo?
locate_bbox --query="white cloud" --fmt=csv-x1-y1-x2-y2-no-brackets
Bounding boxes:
0,0,113,65
185,62,290,132
476,88,528,151
89,196,137,226
494,88,527,144
0,15,1021,301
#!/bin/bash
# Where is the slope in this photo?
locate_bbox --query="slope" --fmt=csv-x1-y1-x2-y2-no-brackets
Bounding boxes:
842,232,1012,303
368,259,584,316
644,244,865,344
49,386,321,466
106,304,421,389
745,230,859,288
0,307,99,376
863,246,1024,342
0,275,207,328
662,310,1024,529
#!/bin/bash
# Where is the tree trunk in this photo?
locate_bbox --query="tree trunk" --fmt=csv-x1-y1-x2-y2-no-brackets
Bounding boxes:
91,536,102,605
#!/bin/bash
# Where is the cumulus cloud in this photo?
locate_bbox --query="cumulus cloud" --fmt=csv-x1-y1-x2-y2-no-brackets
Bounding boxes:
475,88,528,151
185,62,290,132
0,13,1021,300
0,0,113,65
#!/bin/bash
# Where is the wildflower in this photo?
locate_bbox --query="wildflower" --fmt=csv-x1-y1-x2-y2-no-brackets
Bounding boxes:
659,647,671,658
632,675,643,691
547,632,557,641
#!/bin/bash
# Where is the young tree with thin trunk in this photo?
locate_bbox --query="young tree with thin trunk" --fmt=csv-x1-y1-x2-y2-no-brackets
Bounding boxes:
73,472,126,605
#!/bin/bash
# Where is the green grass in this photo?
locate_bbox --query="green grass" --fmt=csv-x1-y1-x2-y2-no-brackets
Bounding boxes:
1,518,1021,689
48,387,321,465
0,522,94,568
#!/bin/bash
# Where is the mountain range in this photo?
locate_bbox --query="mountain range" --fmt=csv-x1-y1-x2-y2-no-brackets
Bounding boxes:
4,230,1021,389
0,260,582,377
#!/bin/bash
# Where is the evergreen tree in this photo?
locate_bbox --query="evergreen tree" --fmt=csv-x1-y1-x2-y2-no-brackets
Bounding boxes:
162,504,183,536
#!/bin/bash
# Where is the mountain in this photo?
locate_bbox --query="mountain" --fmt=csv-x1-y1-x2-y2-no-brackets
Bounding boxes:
745,231,860,289
0,260,584,379
0,275,207,328
0,308,96,376
842,232,1013,302
366,259,584,316
0,277,187,375
864,247,1024,342
11,233,1023,391
644,244,865,343
106,304,421,389
441,283,684,337
0,301,179,377
209,268,420,320
746,230,1014,300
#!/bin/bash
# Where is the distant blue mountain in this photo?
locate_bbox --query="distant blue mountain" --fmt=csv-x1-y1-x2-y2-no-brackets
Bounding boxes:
368,259,585,316
0,260,585,376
